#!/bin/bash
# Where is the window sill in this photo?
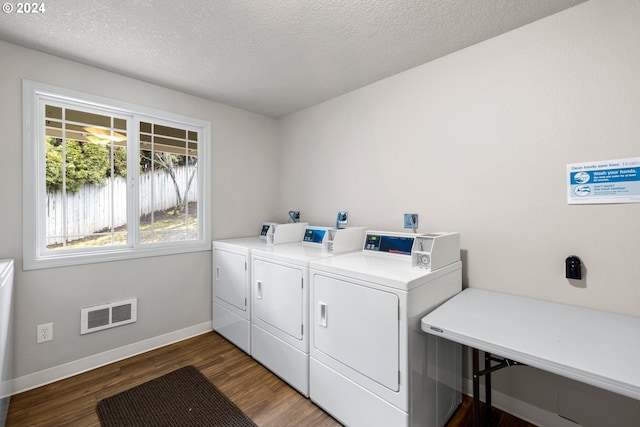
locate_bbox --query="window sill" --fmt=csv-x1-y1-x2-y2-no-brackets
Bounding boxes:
23,242,212,271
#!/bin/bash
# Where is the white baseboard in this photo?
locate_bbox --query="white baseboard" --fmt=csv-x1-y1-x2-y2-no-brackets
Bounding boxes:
463,378,579,427
10,321,212,395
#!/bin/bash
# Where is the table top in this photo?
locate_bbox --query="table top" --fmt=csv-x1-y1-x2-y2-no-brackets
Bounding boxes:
421,288,640,400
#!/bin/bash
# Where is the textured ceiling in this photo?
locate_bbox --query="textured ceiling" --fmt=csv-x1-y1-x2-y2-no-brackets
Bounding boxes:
0,0,587,117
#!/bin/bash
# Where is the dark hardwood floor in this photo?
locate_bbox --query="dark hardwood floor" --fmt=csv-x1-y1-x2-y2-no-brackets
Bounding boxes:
6,331,534,426
445,395,536,427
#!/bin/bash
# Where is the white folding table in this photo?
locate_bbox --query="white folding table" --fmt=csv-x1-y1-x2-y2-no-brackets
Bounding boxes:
421,288,640,426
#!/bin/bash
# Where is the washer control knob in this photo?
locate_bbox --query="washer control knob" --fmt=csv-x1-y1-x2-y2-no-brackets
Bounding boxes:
420,254,430,267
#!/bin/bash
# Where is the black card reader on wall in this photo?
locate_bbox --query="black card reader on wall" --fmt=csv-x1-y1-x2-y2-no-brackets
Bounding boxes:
565,256,582,280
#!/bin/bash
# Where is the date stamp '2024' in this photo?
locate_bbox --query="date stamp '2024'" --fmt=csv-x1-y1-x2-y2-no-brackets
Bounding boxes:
2,2,46,14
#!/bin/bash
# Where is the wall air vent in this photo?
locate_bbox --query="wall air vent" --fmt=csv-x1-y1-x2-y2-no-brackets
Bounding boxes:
80,298,137,335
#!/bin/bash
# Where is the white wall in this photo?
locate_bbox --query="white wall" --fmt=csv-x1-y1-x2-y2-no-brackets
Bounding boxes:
0,40,280,383
278,0,640,425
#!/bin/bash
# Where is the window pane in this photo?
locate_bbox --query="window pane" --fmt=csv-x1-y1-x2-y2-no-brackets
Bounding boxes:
45,105,128,250
25,82,211,270
139,122,198,244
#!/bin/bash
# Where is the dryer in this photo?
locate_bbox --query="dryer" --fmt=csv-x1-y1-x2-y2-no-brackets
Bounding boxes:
249,226,366,396
309,232,462,427
212,222,307,353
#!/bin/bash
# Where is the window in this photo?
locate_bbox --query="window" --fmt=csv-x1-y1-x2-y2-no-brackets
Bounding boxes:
23,80,211,269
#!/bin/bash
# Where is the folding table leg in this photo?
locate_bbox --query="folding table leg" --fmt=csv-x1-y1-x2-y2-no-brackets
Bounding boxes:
472,348,525,427
485,352,492,424
472,348,481,427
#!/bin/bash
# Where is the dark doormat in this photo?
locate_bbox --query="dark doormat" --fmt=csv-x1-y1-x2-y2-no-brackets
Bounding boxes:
96,365,257,427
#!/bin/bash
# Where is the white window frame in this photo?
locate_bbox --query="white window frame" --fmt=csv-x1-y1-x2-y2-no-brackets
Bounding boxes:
23,80,211,270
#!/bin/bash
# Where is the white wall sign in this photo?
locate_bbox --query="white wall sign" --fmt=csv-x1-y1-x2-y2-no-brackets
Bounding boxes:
567,157,640,204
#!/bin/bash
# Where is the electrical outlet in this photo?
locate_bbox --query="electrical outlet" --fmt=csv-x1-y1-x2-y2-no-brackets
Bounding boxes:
37,323,53,344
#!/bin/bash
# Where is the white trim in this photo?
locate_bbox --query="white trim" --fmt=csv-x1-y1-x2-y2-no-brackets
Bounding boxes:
25,243,213,270
22,79,212,270
9,321,212,395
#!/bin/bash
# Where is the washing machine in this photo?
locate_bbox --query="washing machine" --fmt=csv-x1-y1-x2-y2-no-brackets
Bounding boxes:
212,222,308,354
0,259,14,425
249,226,366,397
309,232,462,427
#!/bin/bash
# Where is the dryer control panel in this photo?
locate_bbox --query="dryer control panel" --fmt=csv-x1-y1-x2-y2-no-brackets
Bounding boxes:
412,232,460,271
260,222,278,238
323,227,366,255
303,227,328,244
263,222,308,244
364,233,415,256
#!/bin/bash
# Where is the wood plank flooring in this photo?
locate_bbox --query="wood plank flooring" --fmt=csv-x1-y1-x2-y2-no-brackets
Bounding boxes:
6,331,535,426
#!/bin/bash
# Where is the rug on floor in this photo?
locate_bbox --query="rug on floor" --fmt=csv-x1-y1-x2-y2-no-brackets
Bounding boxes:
96,365,257,427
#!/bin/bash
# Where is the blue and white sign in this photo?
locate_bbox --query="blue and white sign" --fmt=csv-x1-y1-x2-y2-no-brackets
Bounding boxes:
567,157,640,204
